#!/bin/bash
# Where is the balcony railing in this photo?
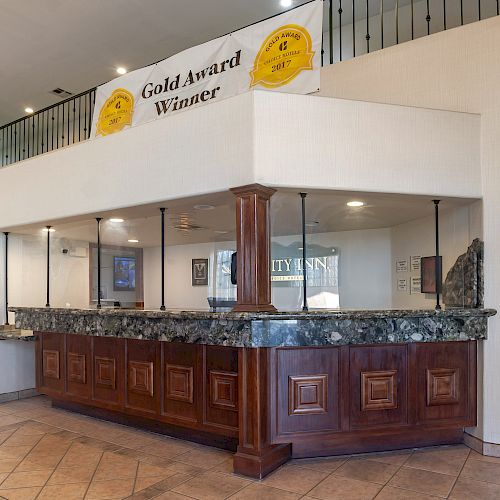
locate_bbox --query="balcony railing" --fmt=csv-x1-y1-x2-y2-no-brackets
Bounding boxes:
1,0,498,168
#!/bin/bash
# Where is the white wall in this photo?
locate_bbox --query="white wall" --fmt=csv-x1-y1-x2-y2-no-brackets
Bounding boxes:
318,15,500,445
391,202,482,308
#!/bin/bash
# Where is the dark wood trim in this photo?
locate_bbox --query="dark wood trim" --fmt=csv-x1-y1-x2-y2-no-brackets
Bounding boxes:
230,184,277,313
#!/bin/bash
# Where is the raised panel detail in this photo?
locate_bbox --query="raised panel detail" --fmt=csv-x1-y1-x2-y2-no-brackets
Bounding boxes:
427,368,459,406
43,350,60,380
129,361,154,396
289,375,328,416
166,364,193,403
210,370,238,411
95,356,116,389
361,370,397,411
68,352,86,384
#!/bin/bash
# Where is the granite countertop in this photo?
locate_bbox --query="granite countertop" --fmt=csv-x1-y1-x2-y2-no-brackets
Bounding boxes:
8,306,497,320
8,306,496,348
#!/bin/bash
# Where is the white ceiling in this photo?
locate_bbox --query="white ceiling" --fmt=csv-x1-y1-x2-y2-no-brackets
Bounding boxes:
7,189,478,248
0,0,314,126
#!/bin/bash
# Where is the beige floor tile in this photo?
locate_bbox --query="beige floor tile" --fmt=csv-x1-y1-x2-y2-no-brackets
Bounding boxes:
145,472,192,492
0,446,32,461
86,478,135,499
468,450,500,463
405,447,469,475
375,486,442,499
229,482,302,499
165,460,205,476
1,469,53,488
153,492,193,500
356,450,413,466
58,443,103,468
0,416,29,427
137,440,194,460
0,472,8,485
307,475,382,500
449,476,500,499
0,486,42,499
174,447,232,469
136,462,174,478
334,459,399,484
388,467,456,498
93,452,138,481
460,458,500,485
48,466,96,484
37,482,89,499
0,459,22,474
173,471,250,499
15,453,62,470
261,464,329,494
134,475,169,492
1,433,42,447
290,456,347,473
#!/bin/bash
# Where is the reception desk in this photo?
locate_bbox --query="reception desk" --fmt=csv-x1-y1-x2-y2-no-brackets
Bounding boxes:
11,306,495,478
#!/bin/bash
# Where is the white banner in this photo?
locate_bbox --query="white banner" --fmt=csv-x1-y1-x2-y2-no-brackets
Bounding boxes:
91,1,322,137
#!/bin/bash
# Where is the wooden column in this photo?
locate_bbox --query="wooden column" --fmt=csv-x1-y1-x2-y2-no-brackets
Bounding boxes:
230,184,277,312
233,348,291,478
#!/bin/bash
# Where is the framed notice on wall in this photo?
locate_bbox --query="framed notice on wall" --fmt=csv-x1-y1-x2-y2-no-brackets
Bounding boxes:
192,258,209,286
411,256,421,272
396,259,408,272
397,279,408,292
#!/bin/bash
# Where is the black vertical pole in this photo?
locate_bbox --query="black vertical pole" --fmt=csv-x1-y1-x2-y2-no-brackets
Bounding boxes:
300,193,308,312
96,218,102,309
329,0,333,64
46,226,51,307
433,200,441,310
160,208,166,311
3,232,8,325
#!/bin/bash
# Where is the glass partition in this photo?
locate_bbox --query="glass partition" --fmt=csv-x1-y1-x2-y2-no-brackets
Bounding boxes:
270,190,483,311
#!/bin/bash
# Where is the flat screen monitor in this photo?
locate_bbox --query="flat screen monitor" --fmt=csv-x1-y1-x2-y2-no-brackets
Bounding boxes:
113,256,136,291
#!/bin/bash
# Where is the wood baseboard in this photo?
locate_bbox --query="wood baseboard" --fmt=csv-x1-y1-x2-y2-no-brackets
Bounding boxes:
233,443,291,479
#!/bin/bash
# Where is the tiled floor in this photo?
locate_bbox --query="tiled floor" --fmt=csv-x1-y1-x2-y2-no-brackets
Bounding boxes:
0,397,498,499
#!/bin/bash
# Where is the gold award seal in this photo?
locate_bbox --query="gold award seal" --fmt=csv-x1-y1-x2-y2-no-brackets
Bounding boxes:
250,24,315,88
96,88,134,136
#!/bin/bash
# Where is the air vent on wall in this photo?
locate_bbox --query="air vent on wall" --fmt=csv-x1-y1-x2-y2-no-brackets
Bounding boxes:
50,88,73,98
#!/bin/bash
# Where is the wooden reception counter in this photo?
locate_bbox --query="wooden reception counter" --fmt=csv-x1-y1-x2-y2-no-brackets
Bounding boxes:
11,306,496,478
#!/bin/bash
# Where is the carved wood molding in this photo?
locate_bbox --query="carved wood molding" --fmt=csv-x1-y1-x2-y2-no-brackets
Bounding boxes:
361,370,398,411
95,356,116,389
68,352,86,384
43,350,60,380
426,368,459,406
288,374,328,415
210,370,238,411
129,361,154,397
166,364,193,403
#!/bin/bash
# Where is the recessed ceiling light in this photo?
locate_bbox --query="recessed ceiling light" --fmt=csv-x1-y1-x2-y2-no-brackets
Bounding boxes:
128,239,139,243
280,0,293,7
42,228,55,233
347,201,365,207
116,67,127,75
25,107,34,114
305,221,319,227
193,204,215,210
109,218,124,223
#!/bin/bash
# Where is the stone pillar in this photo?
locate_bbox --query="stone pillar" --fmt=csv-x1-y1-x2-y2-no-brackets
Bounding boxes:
230,184,277,312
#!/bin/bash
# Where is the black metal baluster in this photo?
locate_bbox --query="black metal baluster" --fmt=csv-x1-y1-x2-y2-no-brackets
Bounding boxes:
460,0,464,24
426,0,431,35
27,118,30,158
352,0,356,57
396,0,399,44
84,94,88,139
329,0,334,64
411,0,414,38
22,119,26,159
46,111,49,153
1,127,4,166
62,101,65,146
433,200,442,310
380,0,384,49
366,0,370,52
497,0,499,16
9,125,12,164
72,99,76,144
56,106,59,149
478,0,481,20
443,0,447,29
67,102,70,145
78,97,81,142
339,0,343,61
51,108,54,152
41,113,45,153
13,124,17,163
3,232,8,325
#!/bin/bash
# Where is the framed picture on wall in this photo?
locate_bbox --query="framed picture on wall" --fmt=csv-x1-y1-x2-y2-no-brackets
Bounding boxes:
192,258,209,286
421,256,442,294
